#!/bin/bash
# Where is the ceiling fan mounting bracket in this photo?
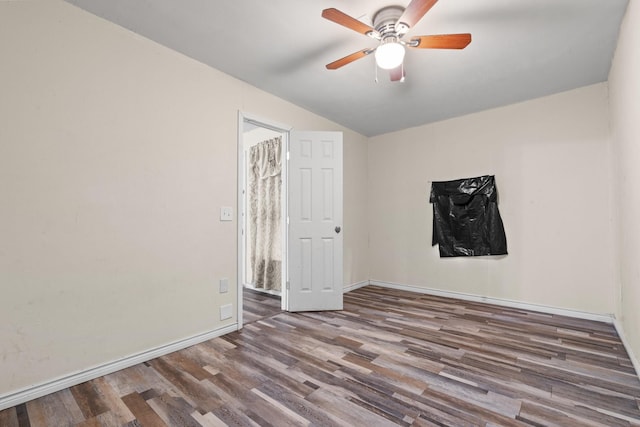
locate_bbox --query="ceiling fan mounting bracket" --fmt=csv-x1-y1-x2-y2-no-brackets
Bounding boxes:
365,30,380,40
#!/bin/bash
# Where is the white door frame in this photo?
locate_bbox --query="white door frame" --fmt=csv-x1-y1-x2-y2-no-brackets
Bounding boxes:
237,111,291,330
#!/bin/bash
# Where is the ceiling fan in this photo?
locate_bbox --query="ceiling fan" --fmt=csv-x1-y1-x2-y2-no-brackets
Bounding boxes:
322,0,471,81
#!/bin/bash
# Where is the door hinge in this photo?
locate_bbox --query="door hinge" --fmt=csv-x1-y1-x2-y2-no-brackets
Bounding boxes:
286,151,290,161
286,281,290,290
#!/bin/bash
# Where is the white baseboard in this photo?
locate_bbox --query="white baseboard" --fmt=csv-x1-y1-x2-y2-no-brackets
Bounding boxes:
613,318,640,377
368,280,614,324
0,323,238,412
344,280,369,293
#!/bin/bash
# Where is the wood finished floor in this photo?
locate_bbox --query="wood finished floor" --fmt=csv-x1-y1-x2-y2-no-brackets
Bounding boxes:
242,288,282,326
1,285,639,426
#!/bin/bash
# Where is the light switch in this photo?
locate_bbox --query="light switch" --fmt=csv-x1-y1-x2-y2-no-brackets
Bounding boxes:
220,206,233,221
219,278,229,293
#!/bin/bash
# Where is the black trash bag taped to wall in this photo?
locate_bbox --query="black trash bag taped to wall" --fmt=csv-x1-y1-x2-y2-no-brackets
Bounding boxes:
430,175,507,257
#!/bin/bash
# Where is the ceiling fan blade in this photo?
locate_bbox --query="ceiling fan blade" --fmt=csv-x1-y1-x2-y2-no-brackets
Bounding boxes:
326,49,373,70
409,33,472,49
397,0,438,31
389,65,405,82
322,8,378,38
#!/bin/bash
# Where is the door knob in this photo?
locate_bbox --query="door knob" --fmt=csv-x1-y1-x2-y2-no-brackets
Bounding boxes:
335,226,341,234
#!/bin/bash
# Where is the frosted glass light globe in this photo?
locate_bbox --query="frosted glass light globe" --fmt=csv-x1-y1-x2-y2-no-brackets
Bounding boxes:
375,42,405,70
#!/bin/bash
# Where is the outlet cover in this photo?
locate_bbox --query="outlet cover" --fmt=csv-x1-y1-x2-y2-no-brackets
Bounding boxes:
219,278,229,293
220,304,233,320
220,206,233,221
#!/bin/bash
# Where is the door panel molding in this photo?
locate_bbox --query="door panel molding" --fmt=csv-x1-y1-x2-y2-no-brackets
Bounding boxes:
288,131,343,312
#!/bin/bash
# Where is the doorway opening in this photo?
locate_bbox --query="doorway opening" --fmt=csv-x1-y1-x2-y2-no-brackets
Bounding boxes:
237,112,290,328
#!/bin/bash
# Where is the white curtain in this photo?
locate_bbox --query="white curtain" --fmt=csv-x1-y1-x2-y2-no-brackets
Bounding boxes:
249,137,282,290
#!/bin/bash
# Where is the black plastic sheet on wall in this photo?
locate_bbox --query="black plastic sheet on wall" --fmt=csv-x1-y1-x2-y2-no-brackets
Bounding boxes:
430,175,507,257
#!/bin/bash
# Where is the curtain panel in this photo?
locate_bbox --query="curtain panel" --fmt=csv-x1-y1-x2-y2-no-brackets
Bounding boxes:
249,137,282,290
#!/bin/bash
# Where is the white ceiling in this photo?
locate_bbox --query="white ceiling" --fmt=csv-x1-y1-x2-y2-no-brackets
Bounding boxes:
64,0,628,137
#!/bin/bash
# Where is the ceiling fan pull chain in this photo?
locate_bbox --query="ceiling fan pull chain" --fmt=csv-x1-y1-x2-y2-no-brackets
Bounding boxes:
374,60,379,83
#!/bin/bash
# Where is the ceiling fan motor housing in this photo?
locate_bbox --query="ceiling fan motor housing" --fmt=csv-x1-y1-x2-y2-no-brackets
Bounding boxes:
372,6,406,39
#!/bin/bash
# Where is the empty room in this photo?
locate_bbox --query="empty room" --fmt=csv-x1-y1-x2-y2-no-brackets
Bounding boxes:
1,0,639,425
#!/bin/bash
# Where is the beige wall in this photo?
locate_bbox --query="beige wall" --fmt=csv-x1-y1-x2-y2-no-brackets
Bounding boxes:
0,0,368,396
368,83,616,314
609,0,640,364
1,0,633,403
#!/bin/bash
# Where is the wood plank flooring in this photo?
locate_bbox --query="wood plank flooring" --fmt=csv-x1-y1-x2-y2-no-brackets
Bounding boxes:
242,288,282,326
1,285,639,426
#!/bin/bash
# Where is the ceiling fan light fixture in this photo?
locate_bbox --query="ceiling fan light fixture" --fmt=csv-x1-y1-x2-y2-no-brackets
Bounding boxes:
375,39,405,70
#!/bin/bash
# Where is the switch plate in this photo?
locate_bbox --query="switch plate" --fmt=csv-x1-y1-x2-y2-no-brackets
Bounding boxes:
220,206,233,221
220,304,233,320
219,278,229,293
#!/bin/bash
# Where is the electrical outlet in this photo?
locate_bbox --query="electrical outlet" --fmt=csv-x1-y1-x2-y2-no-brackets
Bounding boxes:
220,206,233,221
219,278,229,293
220,304,233,320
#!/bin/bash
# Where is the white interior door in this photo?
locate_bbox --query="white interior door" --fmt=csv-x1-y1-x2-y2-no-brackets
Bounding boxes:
287,131,343,312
